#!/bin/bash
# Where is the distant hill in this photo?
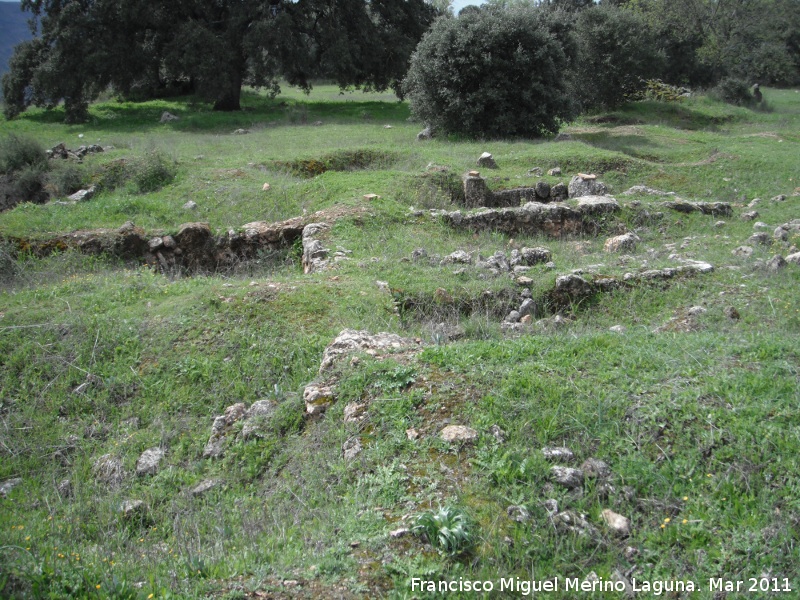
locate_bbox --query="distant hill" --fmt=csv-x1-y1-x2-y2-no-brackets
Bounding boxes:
0,1,33,77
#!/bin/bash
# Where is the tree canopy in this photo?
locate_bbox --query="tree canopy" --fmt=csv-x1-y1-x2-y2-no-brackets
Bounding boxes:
3,0,439,122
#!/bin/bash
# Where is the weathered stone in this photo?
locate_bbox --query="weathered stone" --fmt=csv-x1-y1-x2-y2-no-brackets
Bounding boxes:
190,479,220,497
343,402,366,423
786,252,800,265
555,274,593,297
550,182,568,201
550,466,584,488
543,446,575,462
518,298,537,318
504,310,521,323
581,458,612,479
507,505,530,523
0,478,22,498
390,527,411,538
535,181,551,200
741,211,759,221
416,126,433,141
93,454,126,486
232,128,249,135
622,185,674,196
577,196,619,214
732,245,754,257
520,246,551,265
440,425,479,443
774,227,789,241
568,175,607,198
604,232,639,253
477,152,498,169
766,254,787,272
57,479,72,498
304,384,336,415
552,511,597,536
343,438,363,460
609,325,626,333
441,250,472,265
135,447,165,476
724,306,741,320
548,167,562,176
749,232,772,246
489,425,506,443
68,186,96,202
160,111,179,123
319,329,417,373
662,200,732,216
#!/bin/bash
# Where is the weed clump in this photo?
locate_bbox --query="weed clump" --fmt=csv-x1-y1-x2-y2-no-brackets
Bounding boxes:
0,134,50,209
413,506,474,556
276,149,397,178
129,150,177,193
710,77,757,107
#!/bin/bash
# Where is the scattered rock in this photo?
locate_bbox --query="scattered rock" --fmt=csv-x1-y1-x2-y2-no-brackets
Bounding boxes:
552,511,597,536
748,232,772,246
416,126,433,141
622,185,674,196
542,446,575,462
160,111,179,123
302,222,330,274
57,479,72,498
440,250,472,265
687,305,707,316
92,454,126,486
662,200,732,217
535,181,551,200
68,186,96,202
190,479,221,497
0,478,22,498
601,509,631,537
182,200,198,210
304,384,336,415
406,428,419,441
581,458,612,479
604,232,639,253
262,183,271,191
507,505,530,523
318,329,417,373
609,325,626,333
771,194,787,202
548,167,562,176
520,246,552,265
120,499,146,519
504,310,521,323
742,211,759,220
343,437,363,460
135,447,165,476
363,193,380,201
568,175,607,198
732,245,754,257
489,425,506,443
774,226,789,241
390,527,410,539
203,403,248,458
714,220,726,228
440,425,479,443
786,252,800,265
343,402,366,423
543,499,559,515
232,128,250,135
766,254,787,272
528,167,543,176
550,466,584,488
611,569,635,598
477,152,498,169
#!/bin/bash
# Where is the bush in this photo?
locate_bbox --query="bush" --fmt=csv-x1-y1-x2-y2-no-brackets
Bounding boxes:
0,134,48,175
574,5,665,111
129,150,177,194
710,77,755,106
46,162,86,197
412,506,474,556
403,7,578,138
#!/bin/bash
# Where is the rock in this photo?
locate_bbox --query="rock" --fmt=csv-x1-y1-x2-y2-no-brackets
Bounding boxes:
160,111,179,123
343,402,366,423
766,254,787,272
410,248,428,261
748,232,772,246
542,446,575,462
520,246,552,265
406,428,419,440
390,527,411,538
148,236,164,251
440,250,472,265
190,479,220,497
581,458,612,478
518,298,537,318
489,425,506,443
535,181,551,200
786,252,800,265
516,275,534,286
232,128,249,135
528,167,543,176
771,194,787,202
440,425,479,443
609,325,626,333
0,478,22,498
302,222,330,274
552,511,597,536
477,152,498,169
715,220,726,227
92,454,126,486
687,305,707,316
548,167,562,176
576,196,619,214
304,384,336,415
504,310,521,323
463,172,491,208
203,402,248,458
732,245,754,257
622,185,674,196
611,569,635,598
568,175,607,198
507,505,530,523
343,438,362,460
549,182,568,201
68,186,96,202
242,400,276,439
318,329,417,373
550,466,584,488
662,200,732,216
741,211,759,220
416,126,433,141
120,499,146,519
543,499,559,515
135,447,165,476
262,183,271,191
724,306,740,320
604,232,640,253
182,200,198,210
57,479,72,498
363,193,380,201
774,227,789,241
555,274,593,297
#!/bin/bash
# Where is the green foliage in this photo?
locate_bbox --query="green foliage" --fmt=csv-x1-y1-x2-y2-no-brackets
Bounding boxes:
412,506,474,556
574,5,665,111
129,150,177,194
46,162,87,197
710,77,756,107
0,134,47,175
403,6,578,138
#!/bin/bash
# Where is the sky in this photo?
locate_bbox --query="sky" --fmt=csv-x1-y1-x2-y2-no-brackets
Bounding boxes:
453,0,488,12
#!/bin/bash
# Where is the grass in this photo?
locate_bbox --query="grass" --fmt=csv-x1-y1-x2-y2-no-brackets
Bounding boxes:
0,84,799,598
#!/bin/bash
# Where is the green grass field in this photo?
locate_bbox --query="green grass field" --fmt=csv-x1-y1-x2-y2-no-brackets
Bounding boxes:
1,85,799,599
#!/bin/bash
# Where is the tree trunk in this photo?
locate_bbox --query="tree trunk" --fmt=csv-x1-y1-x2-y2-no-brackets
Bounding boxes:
213,70,242,111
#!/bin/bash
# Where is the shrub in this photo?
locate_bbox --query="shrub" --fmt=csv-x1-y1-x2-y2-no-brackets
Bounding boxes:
403,7,578,138
129,150,177,193
710,77,755,106
0,134,48,175
46,162,87,197
574,5,665,111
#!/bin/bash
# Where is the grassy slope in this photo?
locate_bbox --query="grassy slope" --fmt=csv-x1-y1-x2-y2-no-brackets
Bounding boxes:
0,86,799,599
